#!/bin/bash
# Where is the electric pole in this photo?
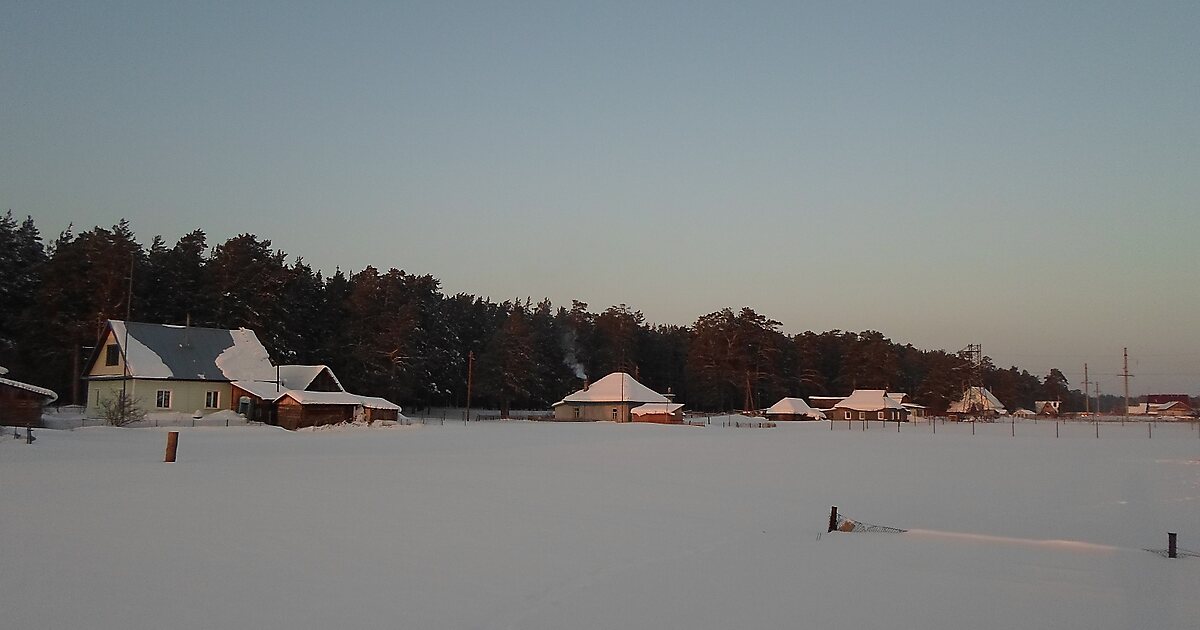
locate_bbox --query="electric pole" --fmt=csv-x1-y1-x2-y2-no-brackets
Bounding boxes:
465,351,474,422
1121,348,1133,424
1082,363,1090,416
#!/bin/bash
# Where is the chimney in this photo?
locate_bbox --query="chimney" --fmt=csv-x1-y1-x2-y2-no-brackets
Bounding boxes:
582,378,589,391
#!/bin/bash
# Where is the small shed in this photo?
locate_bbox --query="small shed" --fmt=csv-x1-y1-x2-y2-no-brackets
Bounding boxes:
831,390,907,422
764,397,825,421
1012,408,1036,418
0,368,58,428
630,402,684,424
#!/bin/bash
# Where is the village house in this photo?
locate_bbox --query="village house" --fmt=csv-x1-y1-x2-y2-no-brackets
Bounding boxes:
0,366,58,428
1034,400,1061,417
886,392,926,419
764,397,825,421
1126,400,1193,418
551,372,673,422
83,320,399,429
831,389,907,422
946,387,1008,420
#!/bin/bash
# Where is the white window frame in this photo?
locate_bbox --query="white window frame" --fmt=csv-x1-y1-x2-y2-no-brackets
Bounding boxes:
858,411,865,420
844,411,851,420
877,411,885,420
573,406,581,419
156,390,172,409
205,391,220,409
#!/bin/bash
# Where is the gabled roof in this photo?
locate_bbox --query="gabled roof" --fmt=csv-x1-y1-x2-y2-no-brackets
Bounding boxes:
764,397,825,418
554,372,669,405
834,390,904,411
278,365,344,392
947,387,1008,415
630,402,684,416
0,376,57,402
94,320,276,382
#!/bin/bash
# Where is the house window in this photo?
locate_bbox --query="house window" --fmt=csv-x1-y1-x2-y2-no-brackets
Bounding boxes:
205,391,220,409
844,411,851,420
573,407,581,419
105,344,120,366
612,408,618,421
156,390,172,409
877,411,885,420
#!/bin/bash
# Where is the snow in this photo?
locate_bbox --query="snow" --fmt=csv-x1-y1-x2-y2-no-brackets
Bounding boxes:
948,386,1008,415
278,365,344,392
213,329,277,381
2,420,1198,629
555,372,669,405
110,320,172,378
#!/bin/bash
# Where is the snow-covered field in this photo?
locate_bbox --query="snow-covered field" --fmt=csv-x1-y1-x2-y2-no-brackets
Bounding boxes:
2,420,1197,629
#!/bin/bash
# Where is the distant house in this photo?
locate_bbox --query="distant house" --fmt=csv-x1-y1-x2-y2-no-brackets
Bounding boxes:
0,366,57,428
1034,400,1061,417
1012,408,1036,418
764,397,825,421
887,392,926,419
83,320,399,429
551,372,671,422
946,387,1007,420
831,390,907,422
1127,400,1193,418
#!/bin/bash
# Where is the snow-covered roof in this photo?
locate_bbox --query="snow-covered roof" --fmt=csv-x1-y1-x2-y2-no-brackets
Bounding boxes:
0,365,8,376
555,372,669,405
887,393,909,403
102,320,276,382
231,380,288,402
278,365,344,392
764,397,825,418
1012,408,1036,416
947,387,1008,415
630,403,684,416
1034,400,1061,412
279,390,401,410
0,376,57,402
834,390,904,411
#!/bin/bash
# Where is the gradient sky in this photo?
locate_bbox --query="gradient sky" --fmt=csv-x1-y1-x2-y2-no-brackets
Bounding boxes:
3,1,1198,394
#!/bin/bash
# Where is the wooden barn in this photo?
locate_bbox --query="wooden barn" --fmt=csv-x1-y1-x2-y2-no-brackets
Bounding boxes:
0,367,58,428
630,402,684,424
1035,400,1061,417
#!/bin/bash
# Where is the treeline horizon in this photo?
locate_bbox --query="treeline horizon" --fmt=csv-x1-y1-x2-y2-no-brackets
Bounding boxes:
0,213,1133,414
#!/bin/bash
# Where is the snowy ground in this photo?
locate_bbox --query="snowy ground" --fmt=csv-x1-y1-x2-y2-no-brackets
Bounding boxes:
2,419,1197,629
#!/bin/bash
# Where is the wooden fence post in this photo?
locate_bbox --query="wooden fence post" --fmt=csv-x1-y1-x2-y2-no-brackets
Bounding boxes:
164,431,179,463
1168,532,1177,559
828,506,839,533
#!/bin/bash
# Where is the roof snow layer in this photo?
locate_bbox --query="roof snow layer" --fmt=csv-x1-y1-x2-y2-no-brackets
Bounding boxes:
108,320,276,381
556,372,669,405
835,390,905,411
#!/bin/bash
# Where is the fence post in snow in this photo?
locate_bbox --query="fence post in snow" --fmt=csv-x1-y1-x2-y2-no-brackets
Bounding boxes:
1056,421,1059,438
1168,533,1177,558
828,506,838,533
1011,417,1015,437
164,431,179,462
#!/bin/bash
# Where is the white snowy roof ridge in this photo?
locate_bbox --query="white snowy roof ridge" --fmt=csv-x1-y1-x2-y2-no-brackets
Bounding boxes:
555,372,669,405
0,376,58,402
278,365,345,392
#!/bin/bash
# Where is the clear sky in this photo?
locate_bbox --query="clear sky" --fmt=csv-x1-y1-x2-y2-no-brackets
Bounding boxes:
3,1,1198,394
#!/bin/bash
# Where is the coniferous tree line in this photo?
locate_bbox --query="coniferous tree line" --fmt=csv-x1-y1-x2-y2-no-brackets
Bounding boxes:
0,214,1117,414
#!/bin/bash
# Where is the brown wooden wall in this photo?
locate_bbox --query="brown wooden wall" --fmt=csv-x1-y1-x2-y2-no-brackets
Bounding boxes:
276,398,354,430
365,407,398,423
0,385,48,427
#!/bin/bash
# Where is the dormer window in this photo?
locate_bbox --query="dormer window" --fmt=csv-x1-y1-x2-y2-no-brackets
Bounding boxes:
105,344,120,366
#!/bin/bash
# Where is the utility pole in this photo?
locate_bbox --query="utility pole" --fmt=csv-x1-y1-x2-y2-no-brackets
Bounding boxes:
120,257,133,424
1121,348,1133,424
465,351,474,422
1082,363,1090,416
